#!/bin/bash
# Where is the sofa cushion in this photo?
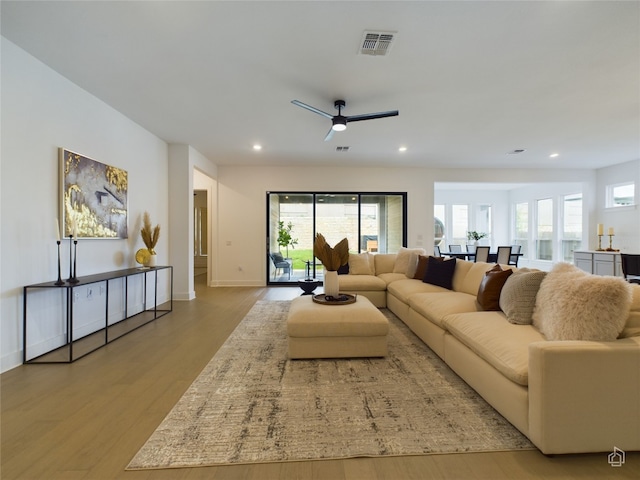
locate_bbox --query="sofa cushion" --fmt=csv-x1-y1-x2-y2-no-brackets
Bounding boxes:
413,255,430,279
377,272,408,285
456,261,497,296
338,273,386,291
533,262,632,341
621,284,640,338
409,292,479,328
443,312,546,386
499,270,547,325
374,254,397,275
393,247,425,276
424,256,456,289
450,260,474,293
477,264,513,311
348,252,374,275
387,278,448,303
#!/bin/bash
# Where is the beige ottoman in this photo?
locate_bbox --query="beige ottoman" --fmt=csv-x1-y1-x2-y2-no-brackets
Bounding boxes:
287,295,389,359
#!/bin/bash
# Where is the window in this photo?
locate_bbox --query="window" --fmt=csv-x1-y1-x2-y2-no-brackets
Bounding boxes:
514,202,528,259
536,198,553,261
451,204,469,245
475,205,492,241
267,192,407,284
607,182,635,208
562,194,582,262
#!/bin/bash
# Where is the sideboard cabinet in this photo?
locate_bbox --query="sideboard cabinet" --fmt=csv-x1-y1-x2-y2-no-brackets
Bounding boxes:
573,251,622,277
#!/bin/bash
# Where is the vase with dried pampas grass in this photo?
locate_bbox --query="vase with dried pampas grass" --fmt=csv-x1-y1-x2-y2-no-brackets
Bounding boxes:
141,212,160,266
314,233,349,298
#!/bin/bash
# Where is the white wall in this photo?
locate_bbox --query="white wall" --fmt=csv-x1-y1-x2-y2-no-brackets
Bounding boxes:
1,38,170,372
596,159,640,253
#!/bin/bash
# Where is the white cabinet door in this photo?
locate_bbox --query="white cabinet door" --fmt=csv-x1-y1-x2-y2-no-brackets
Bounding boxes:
574,252,593,273
594,253,615,276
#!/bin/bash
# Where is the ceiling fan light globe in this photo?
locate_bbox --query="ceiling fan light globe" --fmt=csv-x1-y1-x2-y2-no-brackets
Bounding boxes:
332,119,347,131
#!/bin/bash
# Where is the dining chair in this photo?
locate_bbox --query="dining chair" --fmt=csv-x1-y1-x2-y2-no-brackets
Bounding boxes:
466,244,477,254
509,245,521,266
621,254,640,284
474,246,490,263
449,244,462,253
496,246,512,265
434,245,442,257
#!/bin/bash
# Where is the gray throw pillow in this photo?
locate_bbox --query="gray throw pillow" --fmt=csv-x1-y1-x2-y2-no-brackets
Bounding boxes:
499,270,547,324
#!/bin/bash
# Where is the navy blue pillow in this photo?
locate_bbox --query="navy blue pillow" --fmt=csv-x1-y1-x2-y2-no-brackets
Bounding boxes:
423,256,456,290
337,263,350,275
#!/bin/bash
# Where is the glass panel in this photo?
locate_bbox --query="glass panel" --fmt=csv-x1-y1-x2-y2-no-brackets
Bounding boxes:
514,202,528,259
475,205,491,244
361,194,404,253
451,204,468,246
562,193,582,262
268,193,313,282
315,194,359,252
536,198,553,261
607,182,635,207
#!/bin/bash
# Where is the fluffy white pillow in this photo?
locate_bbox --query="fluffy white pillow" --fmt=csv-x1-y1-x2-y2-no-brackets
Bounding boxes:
533,263,633,341
349,252,374,275
393,247,426,276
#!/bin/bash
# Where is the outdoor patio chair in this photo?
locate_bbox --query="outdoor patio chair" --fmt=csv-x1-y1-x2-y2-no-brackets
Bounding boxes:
269,252,291,279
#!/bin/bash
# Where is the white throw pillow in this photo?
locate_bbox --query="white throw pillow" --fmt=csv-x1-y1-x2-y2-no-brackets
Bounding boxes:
393,247,425,276
349,252,374,275
533,262,633,341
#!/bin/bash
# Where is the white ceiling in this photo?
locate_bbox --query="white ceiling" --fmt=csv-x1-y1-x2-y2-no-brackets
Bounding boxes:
2,1,639,170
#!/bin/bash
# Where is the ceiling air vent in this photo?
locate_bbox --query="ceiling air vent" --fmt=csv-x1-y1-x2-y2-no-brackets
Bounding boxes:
507,149,526,155
359,31,396,56
336,146,350,152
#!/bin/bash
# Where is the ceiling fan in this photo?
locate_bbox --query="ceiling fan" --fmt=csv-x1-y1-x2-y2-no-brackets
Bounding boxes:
291,99,399,141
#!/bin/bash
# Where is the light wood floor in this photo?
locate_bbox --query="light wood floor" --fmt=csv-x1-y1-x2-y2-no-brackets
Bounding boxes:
2,277,638,479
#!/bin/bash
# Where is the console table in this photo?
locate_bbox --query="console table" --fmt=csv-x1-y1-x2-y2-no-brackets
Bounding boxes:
23,266,173,364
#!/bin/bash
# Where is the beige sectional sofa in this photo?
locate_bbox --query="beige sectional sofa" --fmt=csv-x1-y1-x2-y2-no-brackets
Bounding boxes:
337,252,640,455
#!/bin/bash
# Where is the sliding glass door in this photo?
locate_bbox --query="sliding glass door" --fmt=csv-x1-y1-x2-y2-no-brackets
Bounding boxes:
267,192,406,284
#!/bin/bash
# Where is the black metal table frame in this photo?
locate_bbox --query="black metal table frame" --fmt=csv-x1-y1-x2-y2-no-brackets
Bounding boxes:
23,266,173,364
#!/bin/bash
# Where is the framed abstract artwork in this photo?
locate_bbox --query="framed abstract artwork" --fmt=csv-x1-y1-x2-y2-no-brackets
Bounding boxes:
60,148,128,239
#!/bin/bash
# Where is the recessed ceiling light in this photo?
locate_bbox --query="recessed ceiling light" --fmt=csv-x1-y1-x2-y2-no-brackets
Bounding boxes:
398,146,407,152
253,144,262,151
549,153,559,158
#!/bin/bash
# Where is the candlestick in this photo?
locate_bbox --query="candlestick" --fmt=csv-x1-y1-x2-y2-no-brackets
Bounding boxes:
69,239,79,284
56,219,61,242
606,234,615,252
596,234,604,251
608,227,614,236
67,235,76,283
54,240,64,285
597,223,604,236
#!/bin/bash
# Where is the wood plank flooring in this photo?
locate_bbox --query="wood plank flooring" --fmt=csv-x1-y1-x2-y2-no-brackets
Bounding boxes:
2,276,638,479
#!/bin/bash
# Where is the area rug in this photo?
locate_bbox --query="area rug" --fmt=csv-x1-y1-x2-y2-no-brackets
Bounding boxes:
127,300,533,470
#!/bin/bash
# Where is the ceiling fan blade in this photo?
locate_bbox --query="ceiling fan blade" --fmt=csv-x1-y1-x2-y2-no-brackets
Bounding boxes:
324,126,336,142
345,110,399,123
291,100,333,119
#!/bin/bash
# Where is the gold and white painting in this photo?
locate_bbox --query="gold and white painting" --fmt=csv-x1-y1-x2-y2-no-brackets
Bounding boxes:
60,148,128,239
